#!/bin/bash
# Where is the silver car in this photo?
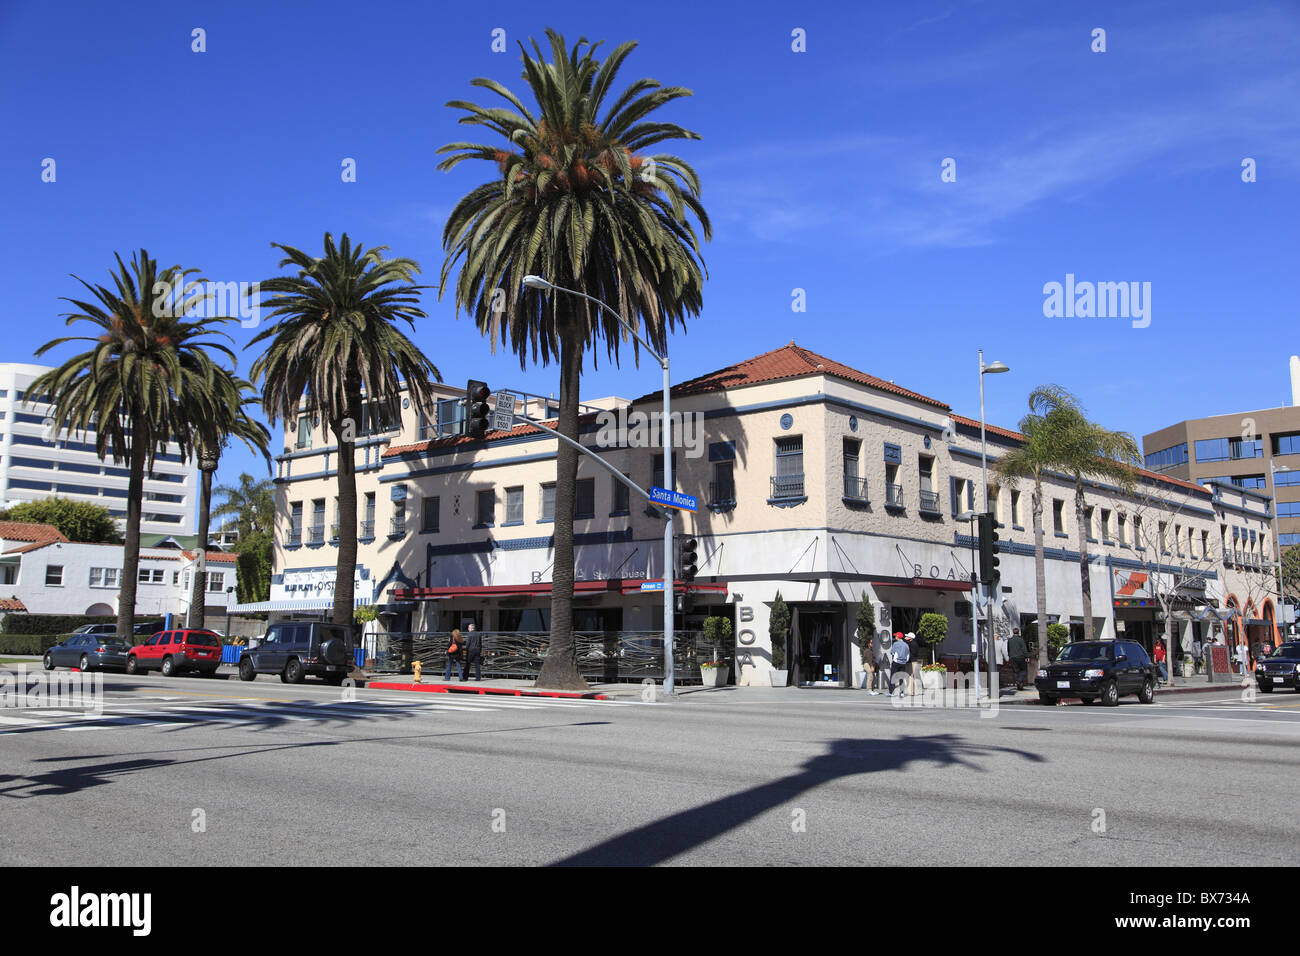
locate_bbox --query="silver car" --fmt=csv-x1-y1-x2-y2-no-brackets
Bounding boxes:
44,632,131,671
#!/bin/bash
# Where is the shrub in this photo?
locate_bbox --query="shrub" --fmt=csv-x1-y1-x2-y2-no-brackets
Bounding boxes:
769,592,790,670
0,634,62,654
701,615,733,664
916,612,949,665
855,600,875,664
1,613,164,636
1046,622,1070,658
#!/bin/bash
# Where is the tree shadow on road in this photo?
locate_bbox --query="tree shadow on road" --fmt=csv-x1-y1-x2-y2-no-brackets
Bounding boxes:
551,733,1045,866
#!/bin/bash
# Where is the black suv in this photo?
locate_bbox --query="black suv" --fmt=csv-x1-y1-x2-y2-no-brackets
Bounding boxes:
1036,640,1157,706
237,621,353,685
1256,642,1300,693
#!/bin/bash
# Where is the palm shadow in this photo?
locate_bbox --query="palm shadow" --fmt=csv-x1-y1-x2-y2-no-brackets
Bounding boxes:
552,733,1044,866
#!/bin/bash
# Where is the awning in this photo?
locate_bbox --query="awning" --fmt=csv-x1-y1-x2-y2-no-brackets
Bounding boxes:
870,576,973,592
394,579,728,601
229,596,374,613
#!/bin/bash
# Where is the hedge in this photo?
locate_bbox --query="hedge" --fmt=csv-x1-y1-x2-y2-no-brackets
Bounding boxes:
0,613,164,636
0,634,62,654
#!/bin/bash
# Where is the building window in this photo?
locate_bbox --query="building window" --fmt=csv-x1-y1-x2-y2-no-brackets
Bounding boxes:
1174,523,1183,554
540,483,556,521
843,439,866,500
1052,500,1065,534
1084,506,1095,541
137,568,164,584
1100,509,1112,541
311,499,326,544
1143,442,1189,472
88,567,102,587
1272,432,1300,457
771,436,804,499
575,478,595,519
390,499,406,537
422,496,440,533
475,489,495,527
612,476,630,515
710,462,736,507
504,487,524,525
104,568,120,588
361,493,376,538
1202,530,1210,557
652,453,678,490
1195,437,1263,462
1158,521,1168,553
45,565,63,586
289,502,303,546
1277,501,1300,518
917,456,938,512
950,476,974,516
885,462,903,508
295,415,312,450
207,571,226,593
172,570,180,585
1011,489,1021,526
1117,512,1127,546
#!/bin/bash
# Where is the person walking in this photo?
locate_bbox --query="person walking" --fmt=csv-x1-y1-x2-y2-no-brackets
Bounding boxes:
863,629,879,695
1153,638,1168,685
1008,627,1030,690
461,623,484,681
889,630,910,697
1191,636,1203,675
444,628,463,680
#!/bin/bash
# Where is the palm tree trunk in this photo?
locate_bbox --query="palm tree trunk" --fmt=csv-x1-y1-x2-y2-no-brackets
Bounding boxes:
1032,475,1049,668
116,438,147,641
536,327,587,690
1075,480,1095,642
188,464,215,629
332,404,359,629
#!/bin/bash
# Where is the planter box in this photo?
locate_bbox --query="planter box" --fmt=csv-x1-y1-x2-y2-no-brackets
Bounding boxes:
700,666,729,687
920,670,946,690
769,669,789,687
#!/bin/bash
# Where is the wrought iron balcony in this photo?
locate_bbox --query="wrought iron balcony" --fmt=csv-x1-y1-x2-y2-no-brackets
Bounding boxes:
359,519,375,539
389,517,406,537
843,476,869,501
308,522,325,545
919,490,940,513
329,523,340,541
769,473,805,500
709,479,736,508
885,483,904,508
288,529,302,547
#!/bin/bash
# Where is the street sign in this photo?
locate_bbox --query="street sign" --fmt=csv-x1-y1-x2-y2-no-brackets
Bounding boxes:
649,486,698,513
492,391,516,433
640,581,665,592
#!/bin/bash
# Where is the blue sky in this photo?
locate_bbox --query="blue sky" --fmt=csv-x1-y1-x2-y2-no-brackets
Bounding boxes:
2,0,1297,530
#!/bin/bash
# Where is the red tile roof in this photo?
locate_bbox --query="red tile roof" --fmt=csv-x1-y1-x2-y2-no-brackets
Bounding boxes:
949,414,1209,495
0,521,68,544
634,343,951,410
0,597,28,612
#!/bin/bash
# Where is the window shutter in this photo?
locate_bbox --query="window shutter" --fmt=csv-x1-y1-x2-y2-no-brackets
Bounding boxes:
950,477,959,515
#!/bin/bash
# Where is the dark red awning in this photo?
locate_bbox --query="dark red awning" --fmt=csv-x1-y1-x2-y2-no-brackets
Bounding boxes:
394,579,727,601
869,577,973,592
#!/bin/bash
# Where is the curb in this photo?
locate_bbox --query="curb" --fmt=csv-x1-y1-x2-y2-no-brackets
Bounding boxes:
365,681,609,701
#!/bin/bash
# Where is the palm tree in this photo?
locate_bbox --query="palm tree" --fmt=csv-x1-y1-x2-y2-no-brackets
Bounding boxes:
30,250,238,641
438,29,710,689
211,472,274,538
1027,385,1141,643
248,233,443,628
187,379,271,629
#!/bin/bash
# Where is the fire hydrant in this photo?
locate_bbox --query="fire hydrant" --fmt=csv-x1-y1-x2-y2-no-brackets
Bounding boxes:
412,660,423,684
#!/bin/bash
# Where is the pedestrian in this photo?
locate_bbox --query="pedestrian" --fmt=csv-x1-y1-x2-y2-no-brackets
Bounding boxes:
904,631,921,695
1008,627,1030,690
444,628,463,681
461,623,483,681
1191,636,1203,675
1153,639,1167,684
889,630,910,696
1233,642,1247,676
864,629,880,695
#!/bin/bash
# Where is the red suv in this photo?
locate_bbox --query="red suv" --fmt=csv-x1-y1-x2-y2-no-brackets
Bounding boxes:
126,629,223,677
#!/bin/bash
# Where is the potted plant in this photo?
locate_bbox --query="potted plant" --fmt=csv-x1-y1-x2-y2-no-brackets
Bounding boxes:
855,600,875,689
1046,622,1069,661
700,615,733,687
916,612,949,689
769,592,791,687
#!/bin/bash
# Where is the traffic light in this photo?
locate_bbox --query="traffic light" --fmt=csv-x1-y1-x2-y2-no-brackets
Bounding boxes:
465,380,491,439
977,511,1001,586
678,536,699,582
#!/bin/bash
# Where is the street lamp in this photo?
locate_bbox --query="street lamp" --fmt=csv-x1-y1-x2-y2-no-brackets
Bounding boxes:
978,351,1010,698
523,275,678,695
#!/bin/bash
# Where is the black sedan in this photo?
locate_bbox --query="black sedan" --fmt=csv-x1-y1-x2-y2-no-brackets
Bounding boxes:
1256,642,1300,693
43,633,131,672
1036,639,1157,706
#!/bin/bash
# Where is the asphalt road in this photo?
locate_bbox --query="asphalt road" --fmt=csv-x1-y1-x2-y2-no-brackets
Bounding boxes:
2,671,1298,866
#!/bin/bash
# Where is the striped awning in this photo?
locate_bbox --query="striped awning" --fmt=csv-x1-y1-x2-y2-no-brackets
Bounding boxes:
229,596,374,613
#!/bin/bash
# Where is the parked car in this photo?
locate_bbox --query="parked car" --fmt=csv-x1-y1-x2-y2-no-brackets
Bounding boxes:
1256,642,1300,693
126,629,223,677
43,633,131,672
1036,640,1157,706
237,622,353,685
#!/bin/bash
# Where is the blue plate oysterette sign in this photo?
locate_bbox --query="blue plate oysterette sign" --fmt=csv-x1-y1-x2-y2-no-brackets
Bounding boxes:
648,486,698,512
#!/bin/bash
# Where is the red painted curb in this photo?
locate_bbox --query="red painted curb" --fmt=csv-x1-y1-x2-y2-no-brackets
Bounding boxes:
366,681,608,701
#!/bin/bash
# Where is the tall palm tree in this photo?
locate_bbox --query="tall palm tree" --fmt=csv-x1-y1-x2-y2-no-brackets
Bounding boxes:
248,233,443,628
30,250,237,641
211,472,275,538
1027,385,1141,643
187,379,271,629
438,29,710,689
